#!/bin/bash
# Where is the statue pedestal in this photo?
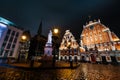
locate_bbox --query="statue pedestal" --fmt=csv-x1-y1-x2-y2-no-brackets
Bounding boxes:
43,30,53,61
43,43,53,61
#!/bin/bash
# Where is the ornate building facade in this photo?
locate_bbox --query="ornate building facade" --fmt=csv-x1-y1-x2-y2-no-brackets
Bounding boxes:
80,20,120,51
80,20,120,63
59,30,79,61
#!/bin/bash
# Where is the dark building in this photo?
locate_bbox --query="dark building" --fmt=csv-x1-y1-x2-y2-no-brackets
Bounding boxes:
18,30,31,62
28,21,47,59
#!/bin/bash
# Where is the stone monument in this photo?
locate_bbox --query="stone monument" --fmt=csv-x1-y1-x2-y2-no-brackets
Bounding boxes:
44,30,53,57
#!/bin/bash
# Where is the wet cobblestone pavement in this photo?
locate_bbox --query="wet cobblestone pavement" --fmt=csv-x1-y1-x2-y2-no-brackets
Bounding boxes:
77,63,120,80
0,63,120,80
0,66,75,80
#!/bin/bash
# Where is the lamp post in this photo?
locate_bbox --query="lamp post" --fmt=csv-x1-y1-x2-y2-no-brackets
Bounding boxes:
19,35,27,62
52,28,59,67
68,42,73,68
21,35,27,41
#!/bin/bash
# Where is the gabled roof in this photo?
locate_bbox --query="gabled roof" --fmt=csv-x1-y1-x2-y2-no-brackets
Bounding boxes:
111,32,119,41
59,30,79,50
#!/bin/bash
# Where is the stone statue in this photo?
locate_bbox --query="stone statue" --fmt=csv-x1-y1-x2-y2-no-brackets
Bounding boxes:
47,30,52,43
44,30,53,57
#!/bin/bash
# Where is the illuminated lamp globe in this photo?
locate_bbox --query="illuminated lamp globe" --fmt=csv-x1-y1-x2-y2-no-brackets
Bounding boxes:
68,42,71,46
22,35,27,40
53,28,59,34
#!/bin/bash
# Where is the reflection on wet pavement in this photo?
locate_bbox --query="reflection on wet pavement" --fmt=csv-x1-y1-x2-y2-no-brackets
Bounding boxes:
78,63,120,80
0,63,120,80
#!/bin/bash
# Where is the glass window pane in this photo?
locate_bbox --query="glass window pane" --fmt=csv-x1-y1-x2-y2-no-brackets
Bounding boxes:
16,32,19,37
11,31,15,36
14,38,17,43
0,49,3,55
4,35,9,41
9,36,13,42
7,29,11,34
7,43,11,49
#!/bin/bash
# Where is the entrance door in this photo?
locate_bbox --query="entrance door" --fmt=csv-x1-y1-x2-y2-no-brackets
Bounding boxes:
101,56,107,64
60,57,63,60
65,56,67,61
90,54,96,63
111,56,117,64
81,56,85,62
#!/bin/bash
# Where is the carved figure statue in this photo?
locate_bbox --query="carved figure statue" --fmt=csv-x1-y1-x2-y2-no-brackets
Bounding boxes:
47,30,52,43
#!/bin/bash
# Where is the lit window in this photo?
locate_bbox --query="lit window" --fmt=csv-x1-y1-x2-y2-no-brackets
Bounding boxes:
95,38,97,41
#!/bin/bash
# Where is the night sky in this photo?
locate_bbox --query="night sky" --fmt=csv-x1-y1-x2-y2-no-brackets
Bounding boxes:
0,0,120,41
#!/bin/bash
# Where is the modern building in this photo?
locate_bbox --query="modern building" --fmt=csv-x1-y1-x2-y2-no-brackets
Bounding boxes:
80,20,120,63
0,17,23,63
59,30,79,61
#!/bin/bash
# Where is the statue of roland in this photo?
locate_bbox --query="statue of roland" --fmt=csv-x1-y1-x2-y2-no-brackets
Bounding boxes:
47,30,52,44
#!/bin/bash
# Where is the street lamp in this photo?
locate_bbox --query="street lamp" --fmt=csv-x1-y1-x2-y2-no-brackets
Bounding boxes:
21,35,27,41
52,28,59,67
18,35,27,62
67,41,73,68
53,28,59,34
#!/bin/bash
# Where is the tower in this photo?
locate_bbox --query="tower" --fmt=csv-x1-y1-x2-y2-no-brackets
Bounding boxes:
37,21,42,35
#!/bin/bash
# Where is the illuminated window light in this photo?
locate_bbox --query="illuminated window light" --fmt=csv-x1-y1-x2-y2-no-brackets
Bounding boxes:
0,23,7,28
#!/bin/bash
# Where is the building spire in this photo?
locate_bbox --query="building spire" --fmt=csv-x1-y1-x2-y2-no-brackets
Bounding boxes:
37,20,42,35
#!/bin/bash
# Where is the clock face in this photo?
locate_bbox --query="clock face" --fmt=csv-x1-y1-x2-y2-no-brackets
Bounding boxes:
0,23,7,39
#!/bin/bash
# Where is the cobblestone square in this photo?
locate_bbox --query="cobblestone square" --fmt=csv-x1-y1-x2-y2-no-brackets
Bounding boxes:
0,62,120,80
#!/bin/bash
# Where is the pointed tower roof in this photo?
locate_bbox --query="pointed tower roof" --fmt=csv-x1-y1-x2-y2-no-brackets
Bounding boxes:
37,21,42,35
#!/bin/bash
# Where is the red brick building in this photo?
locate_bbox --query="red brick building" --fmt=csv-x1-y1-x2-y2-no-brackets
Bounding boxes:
80,20,120,51
80,20,120,63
